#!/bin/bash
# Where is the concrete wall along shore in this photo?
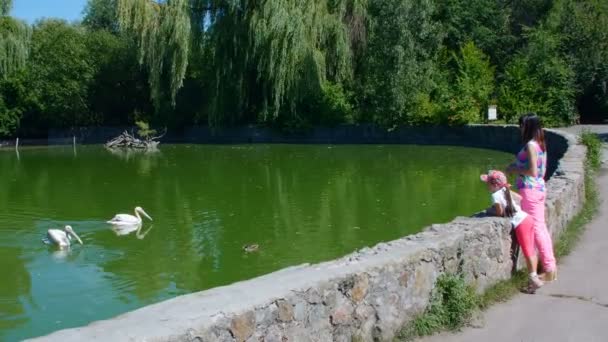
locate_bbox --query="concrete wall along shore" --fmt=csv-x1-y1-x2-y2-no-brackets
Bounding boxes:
28,126,586,342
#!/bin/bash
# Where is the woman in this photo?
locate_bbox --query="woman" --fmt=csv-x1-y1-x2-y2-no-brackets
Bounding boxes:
507,113,557,287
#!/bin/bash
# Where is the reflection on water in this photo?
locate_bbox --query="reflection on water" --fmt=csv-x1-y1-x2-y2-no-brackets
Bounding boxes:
0,247,31,333
48,245,83,262
105,146,160,160
0,144,512,341
110,223,153,239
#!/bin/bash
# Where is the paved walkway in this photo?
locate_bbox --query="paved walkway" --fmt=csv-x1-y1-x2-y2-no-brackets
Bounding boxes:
557,125,608,143
420,126,608,342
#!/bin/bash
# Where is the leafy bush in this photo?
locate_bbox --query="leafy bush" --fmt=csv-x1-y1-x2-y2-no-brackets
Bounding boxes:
19,20,95,128
308,82,354,126
498,27,576,126
444,42,495,124
552,0,608,123
580,131,602,170
135,120,156,140
0,95,20,136
360,0,443,127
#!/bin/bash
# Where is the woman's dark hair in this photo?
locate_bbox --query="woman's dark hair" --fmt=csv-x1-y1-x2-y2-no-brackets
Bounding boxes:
503,187,516,218
518,113,546,151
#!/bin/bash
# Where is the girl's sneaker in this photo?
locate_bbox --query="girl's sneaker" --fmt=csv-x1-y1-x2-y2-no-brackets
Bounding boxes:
524,274,544,294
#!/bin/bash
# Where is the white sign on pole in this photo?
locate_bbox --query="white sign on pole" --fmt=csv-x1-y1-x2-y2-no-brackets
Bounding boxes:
488,105,497,121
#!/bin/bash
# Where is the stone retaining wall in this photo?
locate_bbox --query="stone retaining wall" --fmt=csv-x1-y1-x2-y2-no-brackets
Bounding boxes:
29,127,586,342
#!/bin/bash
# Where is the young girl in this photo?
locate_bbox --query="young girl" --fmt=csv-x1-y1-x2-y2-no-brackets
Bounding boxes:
507,114,557,282
480,170,544,291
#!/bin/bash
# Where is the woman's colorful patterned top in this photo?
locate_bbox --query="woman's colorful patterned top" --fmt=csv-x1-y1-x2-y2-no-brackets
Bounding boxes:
515,140,546,192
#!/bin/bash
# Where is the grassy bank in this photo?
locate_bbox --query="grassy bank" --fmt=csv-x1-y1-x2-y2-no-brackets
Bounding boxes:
554,132,602,257
396,132,602,341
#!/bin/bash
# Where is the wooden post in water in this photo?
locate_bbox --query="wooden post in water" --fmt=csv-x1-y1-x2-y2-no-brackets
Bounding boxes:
15,137,20,160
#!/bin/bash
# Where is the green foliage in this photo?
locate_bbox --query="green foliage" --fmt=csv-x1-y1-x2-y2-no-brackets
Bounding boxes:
0,15,31,79
360,0,443,127
135,120,156,139
522,29,579,127
477,271,528,310
497,0,607,125
18,20,95,129
444,42,495,124
587,63,608,120
84,29,152,126
580,131,603,170
398,274,478,340
498,27,576,126
2,0,608,136
553,0,608,91
509,0,553,36
83,0,118,32
555,169,599,258
0,68,24,136
246,0,365,122
435,0,514,65
0,94,19,136
0,11,152,137
551,0,608,122
0,0,28,136
555,131,601,258
122,0,369,125
0,0,11,16
497,56,542,122
116,0,367,119
117,0,191,106
309,82,354,126
555,131,601,257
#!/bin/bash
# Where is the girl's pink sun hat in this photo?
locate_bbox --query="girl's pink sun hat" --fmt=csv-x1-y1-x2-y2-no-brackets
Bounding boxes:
480,170,509,187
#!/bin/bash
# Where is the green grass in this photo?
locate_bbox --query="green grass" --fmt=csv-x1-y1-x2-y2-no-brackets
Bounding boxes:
552,132,601,258
555,175,599,258
476,271,528,310
396,274,478,341
580,131,603,170
395,132,603,341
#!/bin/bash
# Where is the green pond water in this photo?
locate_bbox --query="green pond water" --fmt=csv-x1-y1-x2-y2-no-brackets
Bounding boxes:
0,144,512,341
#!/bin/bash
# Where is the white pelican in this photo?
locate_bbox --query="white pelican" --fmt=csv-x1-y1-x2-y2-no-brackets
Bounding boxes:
107,206,152,226
45,225,83,249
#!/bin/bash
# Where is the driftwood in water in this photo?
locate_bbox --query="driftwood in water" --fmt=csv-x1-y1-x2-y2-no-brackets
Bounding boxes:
105,130,163,149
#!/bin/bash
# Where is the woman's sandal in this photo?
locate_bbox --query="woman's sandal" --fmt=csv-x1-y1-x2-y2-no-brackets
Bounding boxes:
540,270,557,282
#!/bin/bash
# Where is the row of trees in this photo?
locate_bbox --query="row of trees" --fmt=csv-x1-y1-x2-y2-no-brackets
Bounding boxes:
1,0,607,137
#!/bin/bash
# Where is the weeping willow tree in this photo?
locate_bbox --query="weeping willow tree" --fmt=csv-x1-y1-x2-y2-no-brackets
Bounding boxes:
245,0,367,121
117,0,191,106
0,0,31,79
0,0,10,15
117,0,367,123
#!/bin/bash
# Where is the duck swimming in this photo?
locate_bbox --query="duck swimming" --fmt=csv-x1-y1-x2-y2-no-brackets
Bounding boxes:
242,244,259,253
